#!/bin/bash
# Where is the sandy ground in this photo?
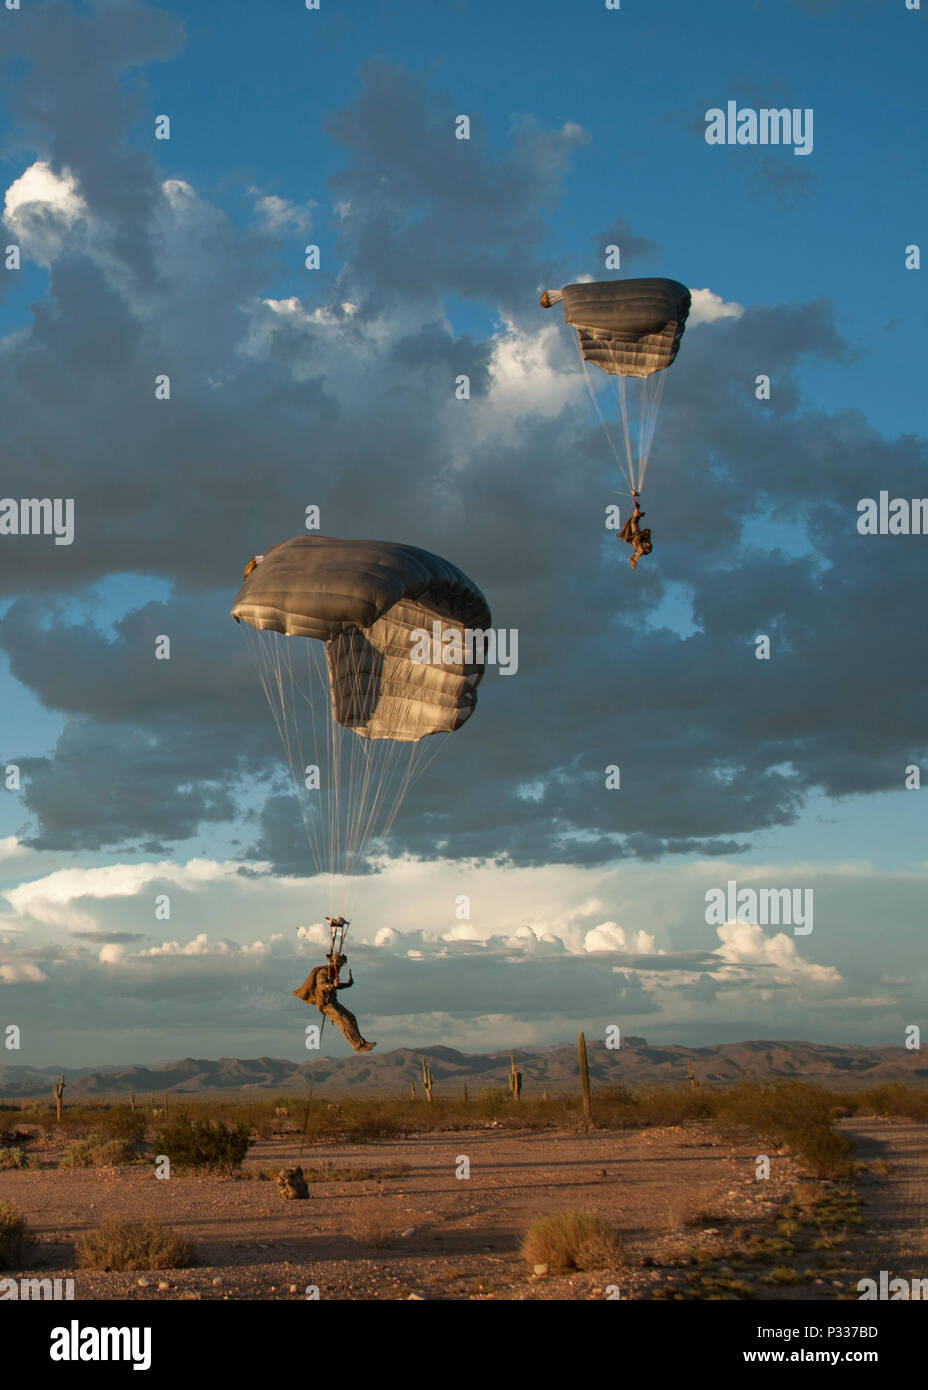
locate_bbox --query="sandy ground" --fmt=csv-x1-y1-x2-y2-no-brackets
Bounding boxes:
2,1116,922,1300
840,1118,928,1281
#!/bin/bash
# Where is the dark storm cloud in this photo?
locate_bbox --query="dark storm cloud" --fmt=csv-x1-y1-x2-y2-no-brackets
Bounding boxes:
1,593,280,851
326,57,587,319
0,34,925,867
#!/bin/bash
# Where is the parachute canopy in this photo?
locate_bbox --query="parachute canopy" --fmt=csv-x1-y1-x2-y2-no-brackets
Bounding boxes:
232,535,491,743
541,277,691,492
541,278,691,379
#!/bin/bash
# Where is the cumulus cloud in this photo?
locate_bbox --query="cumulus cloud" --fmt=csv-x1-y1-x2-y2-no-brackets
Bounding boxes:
584,920,657,955
713,919,842,985
3,161,88,264
0,961,46,984
3,857,252,928
688,287,745,325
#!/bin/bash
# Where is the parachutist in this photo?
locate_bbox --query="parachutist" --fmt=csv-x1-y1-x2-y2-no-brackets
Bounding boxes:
292,951,376,1053
618,496,653,570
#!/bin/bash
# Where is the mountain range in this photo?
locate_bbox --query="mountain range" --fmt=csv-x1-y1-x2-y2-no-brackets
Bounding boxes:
1,1038,925,1099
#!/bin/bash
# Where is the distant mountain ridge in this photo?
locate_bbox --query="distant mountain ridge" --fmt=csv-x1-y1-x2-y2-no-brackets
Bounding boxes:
1,1038,925,1099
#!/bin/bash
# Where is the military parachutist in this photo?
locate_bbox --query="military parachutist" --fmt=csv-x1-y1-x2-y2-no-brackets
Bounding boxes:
292,915,376,1053
618,492,652,570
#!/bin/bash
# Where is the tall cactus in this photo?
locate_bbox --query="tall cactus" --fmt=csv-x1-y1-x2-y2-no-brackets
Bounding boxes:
578,1032,592,1129
509,1055,522,1101
53,1074,66,1122
421,1058,433,1103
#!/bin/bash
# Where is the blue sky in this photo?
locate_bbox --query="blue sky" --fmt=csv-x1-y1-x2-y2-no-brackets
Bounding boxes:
0,0,925,1067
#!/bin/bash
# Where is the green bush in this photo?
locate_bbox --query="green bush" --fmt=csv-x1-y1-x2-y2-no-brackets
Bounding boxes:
0,1147,29,1170
61,1140,96,1168
154,1114,251,1171
91,1138,138,1165
60,1136,137,1168
94,1108,148,1143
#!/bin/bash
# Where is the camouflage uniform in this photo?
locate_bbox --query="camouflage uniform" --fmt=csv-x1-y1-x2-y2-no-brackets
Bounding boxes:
619,502,652,570
292,957,375,1053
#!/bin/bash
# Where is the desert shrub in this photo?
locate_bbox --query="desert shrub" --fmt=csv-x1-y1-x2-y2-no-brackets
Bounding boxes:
0,1147,28,1170
521,1209,623,1274
855,1084,928,1123
90,1138,138,1166
77,1218,196,1271
154,1114,251,1171
94,1108,148,1143
794,1126,855,1181
61,1140,96,1168
60,1135,137,1168
477,1088,510,1107
354,1215,392,1249
0,1201,36,1270
714,1082,855,1181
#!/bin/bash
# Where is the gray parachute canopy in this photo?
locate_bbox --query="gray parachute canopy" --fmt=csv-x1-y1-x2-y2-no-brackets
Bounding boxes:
541,278,691,379
231,536,491,742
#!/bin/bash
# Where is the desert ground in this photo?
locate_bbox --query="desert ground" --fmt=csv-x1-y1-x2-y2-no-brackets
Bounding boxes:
3,1114,924,1300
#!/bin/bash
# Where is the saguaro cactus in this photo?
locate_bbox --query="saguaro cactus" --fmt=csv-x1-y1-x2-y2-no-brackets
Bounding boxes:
53,1074,66,1122
129,1088,137,1112
509,1055,522,1101
578,1032,592,1128
421,1058,433,1103
687,1059,699,1090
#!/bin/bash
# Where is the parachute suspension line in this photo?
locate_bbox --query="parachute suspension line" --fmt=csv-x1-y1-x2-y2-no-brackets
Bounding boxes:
243,627,320,875
242,622,456,920
573,332,636,494
615,375,638,493
636,367,668,493
612,367,669,494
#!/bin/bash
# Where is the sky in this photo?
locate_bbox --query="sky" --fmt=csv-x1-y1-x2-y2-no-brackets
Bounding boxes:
0,0,925,1069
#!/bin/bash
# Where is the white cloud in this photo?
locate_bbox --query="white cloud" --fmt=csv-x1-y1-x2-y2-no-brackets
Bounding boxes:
0,962,46,984
249,189,316,234
714,919,841,985
2,857,260,929
584,920,657,954
3,161,87,265
688,287,745,325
